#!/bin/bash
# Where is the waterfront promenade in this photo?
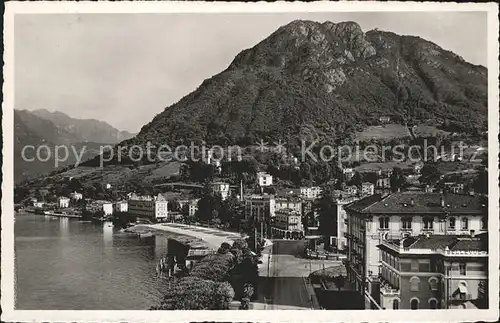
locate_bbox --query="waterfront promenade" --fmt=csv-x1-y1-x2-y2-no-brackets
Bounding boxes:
136,223,245,249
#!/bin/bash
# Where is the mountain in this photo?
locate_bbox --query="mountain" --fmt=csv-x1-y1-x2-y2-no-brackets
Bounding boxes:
14,110,134,182
123,20,486,151
30,109,135,144
14,112,56,181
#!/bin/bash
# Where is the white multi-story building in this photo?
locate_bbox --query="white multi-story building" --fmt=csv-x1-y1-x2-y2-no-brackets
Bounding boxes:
70,192,83,201
114,201,128,213
275,197,302,214
343,192,488,308
188,199,199,217
58,197,70,208
33,201,45,208
272,209,304,239
128,193,168,220
300,186,322,199
102,202,114,216
361,182,375,196
256,172,273,187
244,194,275,222
210,182,230,200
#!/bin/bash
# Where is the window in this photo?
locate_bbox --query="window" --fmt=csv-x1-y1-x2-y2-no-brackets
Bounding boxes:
423,216,434,230
402,217,412,230
393,299,399,310
410,276,420,291
410,298,419,310
459,263,467,275
379,216,389,230
429,299,438,309
481,217,487,230
411,259,419,271
461,218,468,230
429,277,438,291
449,217,456,230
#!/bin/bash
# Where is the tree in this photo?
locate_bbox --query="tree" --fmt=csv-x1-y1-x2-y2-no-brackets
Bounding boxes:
389,167,406,192
315,189,337,251
420,163,441,185
348,172,362,187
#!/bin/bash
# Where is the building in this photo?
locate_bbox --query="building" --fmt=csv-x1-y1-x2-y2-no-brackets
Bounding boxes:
87,200,114,216
102,202,114,216
334,196,360,251
114,201,128,213
346,185,358,196
70,192,83,200
210,182,230,200
377,233,488,310
343,192,488,309
33,201,45,208
58,197,70,208
275,197,302,214
128,193,168,220
362,182,375,196
379,116,391,123
343,168,354,180
450,184,465,194
302,199,320,237
256,172,273,187
244,194,275,222
300,186,322,199
272,209,304,240
188,200,199,217
377,177,391,189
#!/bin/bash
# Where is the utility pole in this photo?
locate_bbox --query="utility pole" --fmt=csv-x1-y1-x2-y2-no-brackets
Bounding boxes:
254,226,258,252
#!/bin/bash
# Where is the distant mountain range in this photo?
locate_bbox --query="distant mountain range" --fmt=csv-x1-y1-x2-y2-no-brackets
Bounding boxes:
14,109,135,182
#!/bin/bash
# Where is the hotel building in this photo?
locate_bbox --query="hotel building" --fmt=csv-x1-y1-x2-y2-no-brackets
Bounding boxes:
343,191,487,309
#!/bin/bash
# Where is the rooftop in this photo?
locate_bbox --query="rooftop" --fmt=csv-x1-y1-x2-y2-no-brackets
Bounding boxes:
382,233,488,253
345,191,487,215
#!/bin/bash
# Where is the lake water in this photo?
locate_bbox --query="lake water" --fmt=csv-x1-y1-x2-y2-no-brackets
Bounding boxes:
14,213,172,310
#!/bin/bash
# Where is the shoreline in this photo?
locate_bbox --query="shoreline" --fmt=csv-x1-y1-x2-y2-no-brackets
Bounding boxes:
129,223,246,250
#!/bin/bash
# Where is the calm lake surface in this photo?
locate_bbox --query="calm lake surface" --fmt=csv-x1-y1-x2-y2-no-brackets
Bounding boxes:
15,213,172,310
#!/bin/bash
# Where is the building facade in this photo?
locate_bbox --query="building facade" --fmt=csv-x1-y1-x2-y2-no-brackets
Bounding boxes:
343,192,488,309
377,233,488,310
300,186,322,199
362,182,375,196
210,182,230,200
256,172,273,187
244,195,275,222
70,192,83,200
272,209,304,239
128,193,168,220
275,197,302,214
114,201,128,213
58,197,70,208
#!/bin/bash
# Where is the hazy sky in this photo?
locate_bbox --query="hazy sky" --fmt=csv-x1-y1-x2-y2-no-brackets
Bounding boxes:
15,12,487,133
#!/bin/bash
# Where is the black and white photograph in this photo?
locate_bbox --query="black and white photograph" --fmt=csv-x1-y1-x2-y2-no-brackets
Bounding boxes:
2,2,499,322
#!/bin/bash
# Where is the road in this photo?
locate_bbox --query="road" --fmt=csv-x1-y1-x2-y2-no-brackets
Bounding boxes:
254,240,339,310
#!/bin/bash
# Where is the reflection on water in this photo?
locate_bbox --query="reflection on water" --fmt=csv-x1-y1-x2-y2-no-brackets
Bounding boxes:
103,221,113,248
60,218,69,237
15,213,172,310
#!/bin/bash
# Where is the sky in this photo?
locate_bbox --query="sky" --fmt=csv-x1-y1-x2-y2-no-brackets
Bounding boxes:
15,12,488,133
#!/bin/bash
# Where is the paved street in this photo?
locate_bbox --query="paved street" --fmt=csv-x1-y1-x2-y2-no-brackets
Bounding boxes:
253,240,341,310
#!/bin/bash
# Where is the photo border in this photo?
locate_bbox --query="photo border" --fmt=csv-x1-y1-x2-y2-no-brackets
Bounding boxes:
2,1,499,322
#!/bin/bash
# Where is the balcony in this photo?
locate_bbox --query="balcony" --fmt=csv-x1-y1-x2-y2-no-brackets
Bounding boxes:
379,276,400,296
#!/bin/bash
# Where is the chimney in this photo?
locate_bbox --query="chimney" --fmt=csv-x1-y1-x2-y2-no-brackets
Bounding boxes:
440,197,445,207
410,198,415,206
